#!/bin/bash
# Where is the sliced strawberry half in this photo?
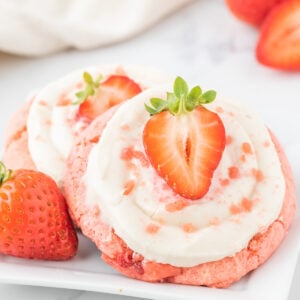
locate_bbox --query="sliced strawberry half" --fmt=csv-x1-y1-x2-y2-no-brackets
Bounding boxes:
79,75,142,121
225,0,284,26
143,77,225,200
256,0,300,70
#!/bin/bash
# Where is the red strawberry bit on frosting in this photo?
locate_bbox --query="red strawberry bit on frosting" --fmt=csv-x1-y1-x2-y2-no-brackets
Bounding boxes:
165,199,188,212
240,154,246,163
228,166,240,179
146,224,160,234
57,97,71,107
242,142,253,154
252,168,264,182
220,178,230,186
123,180,135,196
229,204,241,215
230,197,254,215
226,135,233,145
241,197,254,211
121,146,149,168
182,223,197,233
143,77,225,200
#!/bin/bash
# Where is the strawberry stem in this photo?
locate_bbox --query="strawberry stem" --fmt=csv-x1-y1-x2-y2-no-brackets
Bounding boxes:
0,162,12,186
177,95,189,115
145,76,217,116
72,72,103,105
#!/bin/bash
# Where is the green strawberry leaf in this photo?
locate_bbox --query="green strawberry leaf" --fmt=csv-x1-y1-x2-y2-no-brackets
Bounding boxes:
144,76,217,116
83,72,93,85
0,161,12,186
188,86,202,102
145,104,158,115
150,98,165,109
72,72,103,105
201,90,216,103
174,76,189,98
94,74,103,86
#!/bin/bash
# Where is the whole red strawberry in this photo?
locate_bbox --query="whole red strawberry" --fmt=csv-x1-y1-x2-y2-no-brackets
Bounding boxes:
143,77,225,200
0,162,78,260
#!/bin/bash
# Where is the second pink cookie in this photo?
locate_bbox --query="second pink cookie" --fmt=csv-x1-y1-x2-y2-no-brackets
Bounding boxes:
3,65,170,186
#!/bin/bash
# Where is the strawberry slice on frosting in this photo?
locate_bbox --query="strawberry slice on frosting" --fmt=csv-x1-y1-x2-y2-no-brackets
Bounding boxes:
143,77,226,200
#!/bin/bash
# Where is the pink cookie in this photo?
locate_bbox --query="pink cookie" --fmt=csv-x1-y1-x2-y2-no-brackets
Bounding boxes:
64,105,296,288
2,65,169,185
3,101,36,170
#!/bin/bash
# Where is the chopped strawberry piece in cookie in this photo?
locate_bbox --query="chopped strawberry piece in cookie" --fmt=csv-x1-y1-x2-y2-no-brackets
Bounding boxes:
77,73,142,121
143,77,225,200
256,0,300,70
0,162,78,260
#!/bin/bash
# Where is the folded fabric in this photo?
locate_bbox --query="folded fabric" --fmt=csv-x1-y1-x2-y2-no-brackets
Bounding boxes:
0,0,192,56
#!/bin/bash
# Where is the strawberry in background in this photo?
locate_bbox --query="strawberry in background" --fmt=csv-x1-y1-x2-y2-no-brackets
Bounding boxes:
256,0,300,70
225,0,284,26
225,0,300,71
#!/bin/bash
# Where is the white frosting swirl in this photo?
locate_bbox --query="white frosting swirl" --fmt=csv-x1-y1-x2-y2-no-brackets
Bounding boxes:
27,65,171,186
85,87,285,267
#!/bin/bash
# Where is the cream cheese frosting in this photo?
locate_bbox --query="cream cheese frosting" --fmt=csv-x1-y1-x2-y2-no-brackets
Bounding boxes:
26,65,171,186
85,87,285,267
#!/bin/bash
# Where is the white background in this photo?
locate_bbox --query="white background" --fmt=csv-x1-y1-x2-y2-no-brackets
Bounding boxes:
0,0,299,299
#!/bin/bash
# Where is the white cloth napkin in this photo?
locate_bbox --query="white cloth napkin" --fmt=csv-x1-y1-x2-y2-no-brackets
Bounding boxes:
0,0,192,56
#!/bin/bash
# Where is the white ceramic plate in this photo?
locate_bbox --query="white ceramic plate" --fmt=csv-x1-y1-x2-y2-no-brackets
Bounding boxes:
0,218,299,300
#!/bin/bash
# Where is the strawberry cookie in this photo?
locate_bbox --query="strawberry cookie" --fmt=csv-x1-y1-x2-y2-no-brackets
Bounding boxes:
65,77,296,287
3,65,170,187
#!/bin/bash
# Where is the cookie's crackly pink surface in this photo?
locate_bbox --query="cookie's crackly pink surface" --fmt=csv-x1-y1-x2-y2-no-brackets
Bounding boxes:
65,111,296,288
2,101,36,170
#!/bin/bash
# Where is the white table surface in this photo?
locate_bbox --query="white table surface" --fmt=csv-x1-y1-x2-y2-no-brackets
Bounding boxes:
0,0,299,299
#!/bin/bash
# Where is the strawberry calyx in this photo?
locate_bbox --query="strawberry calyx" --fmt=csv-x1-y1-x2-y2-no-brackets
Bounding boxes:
145,76,217,116
72,72,103,105
0,161,12,187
